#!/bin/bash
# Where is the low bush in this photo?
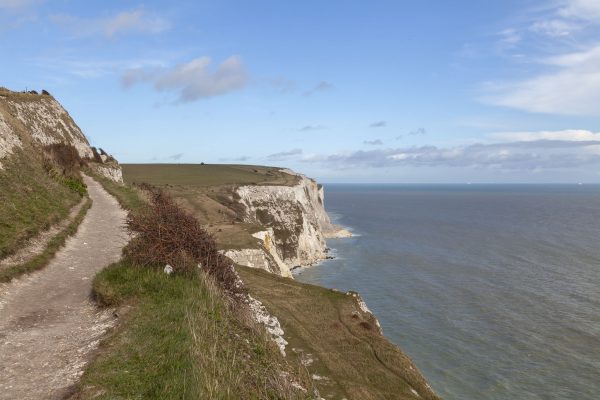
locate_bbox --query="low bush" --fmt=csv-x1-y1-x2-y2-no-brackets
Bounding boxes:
43,143,84,178
63,177,87,196
125,185,244,295
90,147,103,163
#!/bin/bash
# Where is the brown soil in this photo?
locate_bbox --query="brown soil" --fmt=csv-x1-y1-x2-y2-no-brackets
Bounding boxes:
0,176,128,400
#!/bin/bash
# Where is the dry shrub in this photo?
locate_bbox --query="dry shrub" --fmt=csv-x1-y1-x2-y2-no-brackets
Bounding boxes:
44,143,83,178
125,185,244,295
90,147,103,163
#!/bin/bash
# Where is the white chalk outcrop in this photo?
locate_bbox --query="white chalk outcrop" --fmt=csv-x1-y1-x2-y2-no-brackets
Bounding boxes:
92,164,124,183
3,95,93,159
247,294,288,356
229,171,350,277
0,89,123,183
222,230,293,277
0,115,22,169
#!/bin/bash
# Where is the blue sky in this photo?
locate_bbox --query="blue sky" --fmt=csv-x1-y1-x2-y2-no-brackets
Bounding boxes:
2,0,600,182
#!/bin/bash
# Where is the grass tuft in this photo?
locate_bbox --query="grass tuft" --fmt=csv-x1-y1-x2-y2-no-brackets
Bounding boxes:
0,197,92,283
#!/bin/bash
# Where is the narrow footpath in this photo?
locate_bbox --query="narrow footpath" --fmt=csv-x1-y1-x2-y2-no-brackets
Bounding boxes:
0,176,128,400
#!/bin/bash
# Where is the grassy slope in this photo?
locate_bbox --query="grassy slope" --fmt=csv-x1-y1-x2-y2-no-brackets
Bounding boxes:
0,92,83,259
78,262,310,400
78,173,314,400
0,148,82,259
0,197,91,283
117,164,440,400
238,267,441,400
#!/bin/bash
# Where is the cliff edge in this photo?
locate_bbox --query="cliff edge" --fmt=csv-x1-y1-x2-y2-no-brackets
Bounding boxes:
225,170,351,277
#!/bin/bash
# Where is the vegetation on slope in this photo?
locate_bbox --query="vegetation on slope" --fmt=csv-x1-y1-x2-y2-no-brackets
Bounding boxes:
0,148,85,259
121,164,294,252
77,261,311,400
87,170,145,212
0,197,91,283
115,163,440,399
77,177,314,399
238,266,441,400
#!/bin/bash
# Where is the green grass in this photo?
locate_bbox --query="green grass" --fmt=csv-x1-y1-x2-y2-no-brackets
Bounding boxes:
0,197,92,283
237,266,442,400
0,150,82,259
122,164,299,187
76,261,312,399
87,171,145,212
119,164,298,254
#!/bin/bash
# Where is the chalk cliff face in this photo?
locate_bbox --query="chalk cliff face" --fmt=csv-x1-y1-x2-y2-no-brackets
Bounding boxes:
223,229,293,278
0,89,122,183
231,171,350,277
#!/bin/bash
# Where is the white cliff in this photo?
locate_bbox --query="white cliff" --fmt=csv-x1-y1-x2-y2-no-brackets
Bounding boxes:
223,230,293,278
0,114,22,169
0,89,123,183
230,171,351,276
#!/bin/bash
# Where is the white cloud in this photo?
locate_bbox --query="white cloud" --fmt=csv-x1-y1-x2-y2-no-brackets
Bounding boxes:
298,125,327,132
559,0,600,21
491,129,600,142
497,28,522,47
482,1,600,115
369,121,387,128
267,148,302,161
530,19,577,37
303,138,600,171
122,56,248,102
30,57,166,80
483,45,600,115
51,9,169,38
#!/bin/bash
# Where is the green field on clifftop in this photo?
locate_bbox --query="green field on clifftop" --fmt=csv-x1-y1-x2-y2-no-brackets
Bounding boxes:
122,163,298,187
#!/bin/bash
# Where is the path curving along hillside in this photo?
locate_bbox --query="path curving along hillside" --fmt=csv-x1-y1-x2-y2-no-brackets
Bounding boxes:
0,176,128,400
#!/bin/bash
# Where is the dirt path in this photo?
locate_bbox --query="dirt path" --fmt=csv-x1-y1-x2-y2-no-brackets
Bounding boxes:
0,175,128,400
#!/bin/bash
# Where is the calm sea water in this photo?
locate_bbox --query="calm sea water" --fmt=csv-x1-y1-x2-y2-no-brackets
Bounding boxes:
295,184,600,400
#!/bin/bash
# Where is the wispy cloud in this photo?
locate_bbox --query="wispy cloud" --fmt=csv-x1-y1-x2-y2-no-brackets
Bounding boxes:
483,45,600,116
34,58,165,79
122,56,248,102
369,121,387,128
298,125,327,132
497,28,522,49
168,153,183,161
51,9,169,38
559,0,600,21
483,1,600,116
529,19,577,37
267,148,302,161
364,139,383,145
303,81,334,96
219,156,251,162
409,128,427,135
303,131,600,171
491,129,600,142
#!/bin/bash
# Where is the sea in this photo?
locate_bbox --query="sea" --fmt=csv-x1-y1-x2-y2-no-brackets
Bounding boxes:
294,184,600,400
